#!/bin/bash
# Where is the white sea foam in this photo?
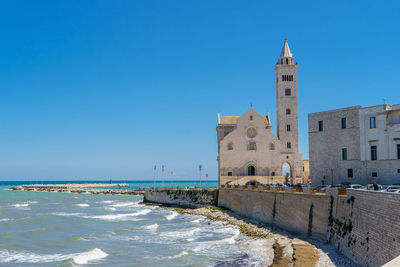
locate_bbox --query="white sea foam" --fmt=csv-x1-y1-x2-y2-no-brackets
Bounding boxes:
52,212,86,217
86,209,151,221
191,218,201,223
100,200,114,204
161,228,201,239
217,228,240,244
0,218,11,222
110,202,139,208
167,251,188,259
104,207,116,211
11,201,38,208
75,203,90,207
72,248,108,264
142,224,158,230
0,248,108,264
165,212,178,220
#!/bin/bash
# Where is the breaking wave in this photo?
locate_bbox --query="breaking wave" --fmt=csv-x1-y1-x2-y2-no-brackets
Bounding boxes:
11,201,38,208
85,209,151,221
165,212,178,220
75,203,90,207
0,248,108,264
167,251,188,259
142,224,158,230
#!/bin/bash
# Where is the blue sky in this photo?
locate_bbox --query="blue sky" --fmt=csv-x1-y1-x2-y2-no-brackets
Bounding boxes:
0,1,399,180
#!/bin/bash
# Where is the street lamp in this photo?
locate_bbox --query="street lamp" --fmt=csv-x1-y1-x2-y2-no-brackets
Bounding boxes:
205,173,208,188
153,165,156,189
162,165,165,188
199,164,202,187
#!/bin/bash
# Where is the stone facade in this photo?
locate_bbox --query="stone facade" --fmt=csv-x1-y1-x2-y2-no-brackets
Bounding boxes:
309,104,400,185
217,41,303,185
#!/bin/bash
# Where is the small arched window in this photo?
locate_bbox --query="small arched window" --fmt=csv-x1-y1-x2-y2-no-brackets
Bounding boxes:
250,115,253,120
287,142,291,149
269,143,275,150
286,109,291,115
248,141,257,151
285,88,291,96
227,142,233,150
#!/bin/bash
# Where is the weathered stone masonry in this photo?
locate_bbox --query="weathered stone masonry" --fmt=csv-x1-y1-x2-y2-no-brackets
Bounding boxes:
219,188,400,267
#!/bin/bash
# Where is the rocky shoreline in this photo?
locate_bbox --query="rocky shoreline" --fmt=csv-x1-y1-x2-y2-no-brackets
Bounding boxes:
11,183,144,195
148,203,359,267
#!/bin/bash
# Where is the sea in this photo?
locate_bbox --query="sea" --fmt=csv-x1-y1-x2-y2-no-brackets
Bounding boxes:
0,181,270,266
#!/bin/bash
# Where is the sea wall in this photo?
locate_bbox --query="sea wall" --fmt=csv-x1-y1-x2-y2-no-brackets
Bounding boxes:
143,188,218,208
219,187,400,267
329,189,400,267
218,187,330,239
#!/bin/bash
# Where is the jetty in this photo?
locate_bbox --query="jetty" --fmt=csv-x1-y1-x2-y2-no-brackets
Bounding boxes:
12,183,144,195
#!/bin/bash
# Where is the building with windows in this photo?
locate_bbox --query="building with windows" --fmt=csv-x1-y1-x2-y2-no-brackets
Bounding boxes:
216,40,303,186
308,104,400,185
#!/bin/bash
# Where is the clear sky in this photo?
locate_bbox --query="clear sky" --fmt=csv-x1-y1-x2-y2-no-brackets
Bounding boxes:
0,1,399,180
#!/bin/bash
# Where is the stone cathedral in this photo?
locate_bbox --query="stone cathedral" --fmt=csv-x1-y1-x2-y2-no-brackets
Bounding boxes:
217,40,303,185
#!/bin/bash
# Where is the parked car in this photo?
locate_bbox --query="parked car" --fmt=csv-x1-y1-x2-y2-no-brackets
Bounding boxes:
316,185,331,189
386,185,400,192
347,184,364,189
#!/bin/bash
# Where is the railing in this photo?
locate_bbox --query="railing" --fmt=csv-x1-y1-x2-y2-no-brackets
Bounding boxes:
219,184,348,196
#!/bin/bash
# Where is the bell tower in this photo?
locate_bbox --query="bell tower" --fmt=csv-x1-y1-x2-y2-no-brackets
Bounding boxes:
275,40,299,153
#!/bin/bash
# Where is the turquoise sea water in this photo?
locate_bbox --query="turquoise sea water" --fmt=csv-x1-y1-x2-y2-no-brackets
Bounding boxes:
0,181,269,266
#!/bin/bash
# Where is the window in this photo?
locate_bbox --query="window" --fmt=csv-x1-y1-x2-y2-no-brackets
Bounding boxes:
287,125,291,132
227,143,233,150
398,169,400,174
285,88,291,96
287,142,291,149
347,169,353,178
269,143,275,150
372,172,377,177
342,148,347,160
282,75,294,81
371,145,377,160
286,109,291,115
250,115,253,120
370,117,376,129
341,118,347,129
271,172,275,176
228,172,233,176
318,121,324,131
397,144,400,160
246,127,257,138
286,58,288,64
248,142,257,150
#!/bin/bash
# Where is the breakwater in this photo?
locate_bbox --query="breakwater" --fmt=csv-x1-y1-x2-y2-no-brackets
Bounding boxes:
12,183,144,195
144,188,218,208
145,186,400,267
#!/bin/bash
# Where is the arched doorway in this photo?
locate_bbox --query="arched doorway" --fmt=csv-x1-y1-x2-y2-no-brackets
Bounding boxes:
248,165,256,176
282,162,292,184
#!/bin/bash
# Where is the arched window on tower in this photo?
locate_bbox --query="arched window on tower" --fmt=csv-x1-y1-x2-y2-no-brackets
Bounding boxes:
285,88,291,96
286,58,288,64
286,109,291,115
287,142,291,149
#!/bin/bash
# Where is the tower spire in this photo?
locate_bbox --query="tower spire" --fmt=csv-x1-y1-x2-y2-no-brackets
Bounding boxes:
278,40,295,65
280,39,293,58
